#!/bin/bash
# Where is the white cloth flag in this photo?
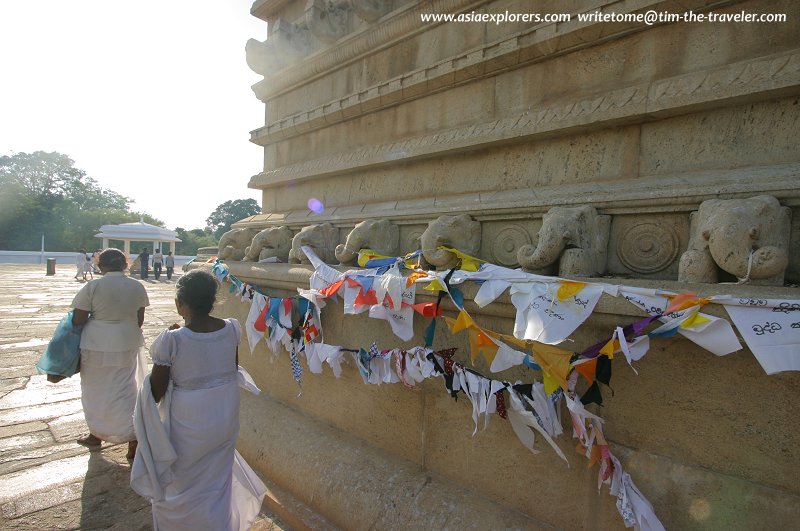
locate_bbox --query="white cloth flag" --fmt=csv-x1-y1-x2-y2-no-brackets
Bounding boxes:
245,293,268,354
723,299,800,374
369,283,416,341
510,282,604,344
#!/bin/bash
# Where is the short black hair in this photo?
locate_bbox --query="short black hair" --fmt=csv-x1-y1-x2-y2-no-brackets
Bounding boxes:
98,248,128,272
175,269,218,315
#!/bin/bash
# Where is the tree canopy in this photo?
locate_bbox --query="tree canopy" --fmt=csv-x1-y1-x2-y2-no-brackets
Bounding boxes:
0,151,162,251
205,198,261,239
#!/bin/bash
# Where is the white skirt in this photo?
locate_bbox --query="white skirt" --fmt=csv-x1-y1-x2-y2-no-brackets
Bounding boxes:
80,347,145,443
152,380,264,531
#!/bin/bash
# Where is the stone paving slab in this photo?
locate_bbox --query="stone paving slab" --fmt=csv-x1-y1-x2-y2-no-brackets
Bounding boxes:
0,264,289,530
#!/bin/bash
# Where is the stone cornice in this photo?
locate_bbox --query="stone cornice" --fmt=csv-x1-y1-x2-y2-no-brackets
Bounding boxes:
250,0,293,22
249,50,800,188
238,163,800,229
251,0,486,102
250,0,741,105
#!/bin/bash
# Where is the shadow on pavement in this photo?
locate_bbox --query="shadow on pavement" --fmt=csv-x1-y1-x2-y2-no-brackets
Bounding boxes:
80,449,151,530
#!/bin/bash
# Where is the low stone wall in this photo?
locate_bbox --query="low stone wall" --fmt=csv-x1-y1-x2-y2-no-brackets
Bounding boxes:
215,262,800,530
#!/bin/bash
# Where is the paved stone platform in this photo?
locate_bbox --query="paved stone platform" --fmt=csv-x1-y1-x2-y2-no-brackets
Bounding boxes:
0,264,288,530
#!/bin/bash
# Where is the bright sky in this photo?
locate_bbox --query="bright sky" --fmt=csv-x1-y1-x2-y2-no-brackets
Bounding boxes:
0,0,266,230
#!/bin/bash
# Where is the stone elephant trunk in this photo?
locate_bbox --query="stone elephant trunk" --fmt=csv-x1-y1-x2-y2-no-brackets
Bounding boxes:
709,231,788,280
420,215,482,270
516,231,569,272
335,219,399,265
517,206,610,277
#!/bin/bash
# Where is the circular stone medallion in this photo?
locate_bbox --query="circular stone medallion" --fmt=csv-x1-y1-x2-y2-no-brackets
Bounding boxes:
617,222,679,274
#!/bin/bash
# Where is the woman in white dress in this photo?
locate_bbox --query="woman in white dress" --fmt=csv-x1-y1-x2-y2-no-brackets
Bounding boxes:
72,248,148,459
146,269,264,530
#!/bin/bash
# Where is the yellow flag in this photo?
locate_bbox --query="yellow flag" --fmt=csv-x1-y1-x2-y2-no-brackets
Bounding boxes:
680,311,711,329
532,344,572,391
556,280,586,301
424,278,447,292
599,339,618,359
542,371,560,395
438,246,483,272
356,249,391,268
450,309,476,334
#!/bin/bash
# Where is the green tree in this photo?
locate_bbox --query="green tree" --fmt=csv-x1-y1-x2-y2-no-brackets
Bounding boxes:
0,151,160,251
174,227,217,256
205,199,260,239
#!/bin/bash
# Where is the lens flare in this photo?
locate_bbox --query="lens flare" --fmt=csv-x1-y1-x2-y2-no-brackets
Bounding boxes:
307,198,324,214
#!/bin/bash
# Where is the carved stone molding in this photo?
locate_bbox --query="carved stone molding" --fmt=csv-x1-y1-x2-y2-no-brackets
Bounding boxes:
617,222,680,274
251,0,294,21
250,51,800,186
251,0,486,101
305,0,350,44
351,0,392,23
251,0,743,104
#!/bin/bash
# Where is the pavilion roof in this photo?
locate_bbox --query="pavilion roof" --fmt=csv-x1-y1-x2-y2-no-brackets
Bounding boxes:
94,220,181,242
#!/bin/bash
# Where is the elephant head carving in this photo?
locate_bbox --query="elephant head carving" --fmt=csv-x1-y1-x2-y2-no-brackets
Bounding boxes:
420,215,481,270
678,195,791,285
288,223,339,264
218,228,261,261
335,219,399,265
243,226,294,263
517,206,610,277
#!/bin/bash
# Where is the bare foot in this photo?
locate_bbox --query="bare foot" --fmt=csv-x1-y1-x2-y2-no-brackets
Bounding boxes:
77,434,102,447
126,441,138,461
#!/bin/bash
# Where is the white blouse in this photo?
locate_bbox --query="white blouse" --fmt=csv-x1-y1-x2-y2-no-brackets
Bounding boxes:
72,271,149,352
150,319,240,391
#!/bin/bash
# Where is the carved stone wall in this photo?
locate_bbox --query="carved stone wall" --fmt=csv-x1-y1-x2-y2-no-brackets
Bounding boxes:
229,0,800,528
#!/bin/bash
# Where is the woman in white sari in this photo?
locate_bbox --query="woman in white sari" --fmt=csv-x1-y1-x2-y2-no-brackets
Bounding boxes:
72,248,148,459
142,269,265,530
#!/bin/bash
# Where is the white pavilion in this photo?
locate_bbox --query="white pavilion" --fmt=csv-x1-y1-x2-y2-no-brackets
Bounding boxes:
94,219,181,259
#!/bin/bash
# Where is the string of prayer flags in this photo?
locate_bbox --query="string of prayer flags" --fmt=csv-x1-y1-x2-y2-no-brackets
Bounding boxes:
619,288,741,356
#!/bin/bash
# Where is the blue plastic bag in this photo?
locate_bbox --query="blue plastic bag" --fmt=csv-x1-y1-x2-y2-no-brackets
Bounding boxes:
36,310,84,379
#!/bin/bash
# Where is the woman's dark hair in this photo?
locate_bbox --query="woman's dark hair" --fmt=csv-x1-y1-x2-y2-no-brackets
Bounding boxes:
98,248,128,272
176,269,218,315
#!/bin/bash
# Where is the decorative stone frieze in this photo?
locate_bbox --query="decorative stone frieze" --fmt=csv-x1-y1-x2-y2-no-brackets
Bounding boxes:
243,226,295,263
305,0,350,44
350,0,392,23
679,195,792,285
517,206,610,277
287,222,340,264
250,50,800,183
335,219,399,264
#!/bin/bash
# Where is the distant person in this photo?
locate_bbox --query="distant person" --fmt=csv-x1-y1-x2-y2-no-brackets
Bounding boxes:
138,248,150,279
75,249,87,280
137,270,265,528
82,253,94,281
152,248,163,280
165,251,175,281
91,249,102,273
71,248,149,460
